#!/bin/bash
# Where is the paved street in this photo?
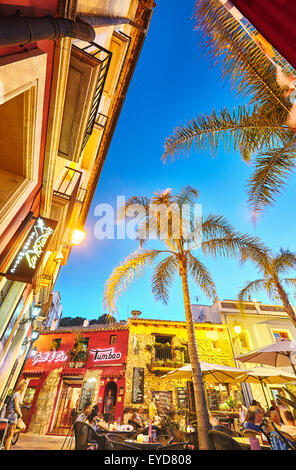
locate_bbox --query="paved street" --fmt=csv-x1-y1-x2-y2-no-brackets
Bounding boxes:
11,433,71,451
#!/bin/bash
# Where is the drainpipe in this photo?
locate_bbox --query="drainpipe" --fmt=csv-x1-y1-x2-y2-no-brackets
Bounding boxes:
0,14,145,47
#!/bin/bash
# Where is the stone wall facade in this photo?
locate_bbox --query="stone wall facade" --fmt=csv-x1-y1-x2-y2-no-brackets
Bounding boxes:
124,318,236,414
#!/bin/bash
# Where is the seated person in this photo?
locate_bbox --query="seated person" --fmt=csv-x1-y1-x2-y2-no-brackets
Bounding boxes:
76,404,92,423
129,412,143,429
280,411,296,438
123,408,133,425
243,409,263,433
136,406,148,428
87,404,103,431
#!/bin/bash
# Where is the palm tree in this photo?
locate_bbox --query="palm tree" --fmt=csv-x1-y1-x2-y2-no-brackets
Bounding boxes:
103,186,265,450
238,248,296,326
162,0,296,221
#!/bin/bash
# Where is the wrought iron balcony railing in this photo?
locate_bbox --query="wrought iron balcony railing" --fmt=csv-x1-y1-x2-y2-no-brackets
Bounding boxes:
78,42,112,151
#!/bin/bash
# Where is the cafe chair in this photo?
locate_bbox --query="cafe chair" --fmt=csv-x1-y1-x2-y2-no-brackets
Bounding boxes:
213,425,241,437
160,441,190,450
208,430,245,450
128,419,142,430
73,421,106,450
269,423,296,451
242,429,260,438
105,434,139,450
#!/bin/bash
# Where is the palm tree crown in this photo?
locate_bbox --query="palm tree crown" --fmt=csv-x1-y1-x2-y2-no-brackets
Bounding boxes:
238,248,296,325
162,0,296,221
103,186,264,450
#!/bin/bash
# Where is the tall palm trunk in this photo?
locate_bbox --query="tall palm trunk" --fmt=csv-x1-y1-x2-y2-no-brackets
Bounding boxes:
274,278,296,327
178,257,212,450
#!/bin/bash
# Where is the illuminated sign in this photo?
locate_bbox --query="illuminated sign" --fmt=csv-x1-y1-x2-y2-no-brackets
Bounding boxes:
32,350,68,366
90,347,122,361
6,217,57,284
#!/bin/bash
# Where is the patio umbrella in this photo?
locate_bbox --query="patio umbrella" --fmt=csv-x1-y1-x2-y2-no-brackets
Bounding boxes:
161,362,249,384
235,340,296,375
237,367,296,407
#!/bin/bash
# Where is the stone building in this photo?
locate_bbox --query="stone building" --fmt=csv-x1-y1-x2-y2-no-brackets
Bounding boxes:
124,313,241,419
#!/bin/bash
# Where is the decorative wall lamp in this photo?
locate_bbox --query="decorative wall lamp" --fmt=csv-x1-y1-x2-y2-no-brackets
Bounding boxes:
233,323,242,335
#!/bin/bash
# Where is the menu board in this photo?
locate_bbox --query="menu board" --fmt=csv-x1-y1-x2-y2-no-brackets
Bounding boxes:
152,391,172,412
132,367,144,404
79,381,94,411
207,389,219,410
176,387,188,409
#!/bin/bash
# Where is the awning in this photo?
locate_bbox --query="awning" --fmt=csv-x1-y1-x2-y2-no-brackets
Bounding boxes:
100,367,125,378
61,367,85,376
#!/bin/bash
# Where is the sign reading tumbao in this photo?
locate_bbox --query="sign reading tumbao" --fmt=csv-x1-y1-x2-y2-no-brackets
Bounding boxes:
90,347,122,361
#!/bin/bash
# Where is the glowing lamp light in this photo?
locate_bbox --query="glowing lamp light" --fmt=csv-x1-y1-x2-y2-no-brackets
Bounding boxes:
31,331,39,341
234,324,242,335
30,348,37,357
87,377,97,384
71,229,86,246
31,304,42,319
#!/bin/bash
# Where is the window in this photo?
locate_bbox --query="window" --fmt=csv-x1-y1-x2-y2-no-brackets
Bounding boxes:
154,336,172,361
50,338,62,351
272,330,291,342
77,337,89,351
0,50,46,235
238,331,249,350
110,335,117,345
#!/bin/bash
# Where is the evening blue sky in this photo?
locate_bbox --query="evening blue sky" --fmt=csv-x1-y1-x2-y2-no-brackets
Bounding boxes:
55,0,296,322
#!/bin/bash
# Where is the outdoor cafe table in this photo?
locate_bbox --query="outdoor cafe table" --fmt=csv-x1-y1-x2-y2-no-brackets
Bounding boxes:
124,439,163,450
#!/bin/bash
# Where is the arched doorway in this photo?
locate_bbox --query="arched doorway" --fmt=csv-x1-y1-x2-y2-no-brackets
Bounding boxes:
103,381,117,423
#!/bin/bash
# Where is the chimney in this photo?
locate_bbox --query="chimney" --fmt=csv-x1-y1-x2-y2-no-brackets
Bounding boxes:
131,310,142,318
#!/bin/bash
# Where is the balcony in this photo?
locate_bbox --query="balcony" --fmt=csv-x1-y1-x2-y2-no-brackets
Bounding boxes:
148,346,189,375
79,43,112,151
53,166,86,227
58,43,112,162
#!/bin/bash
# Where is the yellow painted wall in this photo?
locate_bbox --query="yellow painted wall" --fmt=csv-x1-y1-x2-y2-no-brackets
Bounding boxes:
124,318,236,414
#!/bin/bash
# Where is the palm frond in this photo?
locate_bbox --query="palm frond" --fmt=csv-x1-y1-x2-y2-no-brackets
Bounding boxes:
188,252,217,301
201,232,266,262
238,279,267,304
282,278,296,293
151,255,178,304
103,249,162,312
273,249,296,274
247,136,296,219
202,214,234,240
175,185,200,207
194,0,291,115
162,105,285,161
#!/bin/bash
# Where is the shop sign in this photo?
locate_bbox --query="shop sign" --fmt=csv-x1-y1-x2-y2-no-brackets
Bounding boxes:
5,217,58,284
89,347,122,361
32,350,67,366
132,367,144,404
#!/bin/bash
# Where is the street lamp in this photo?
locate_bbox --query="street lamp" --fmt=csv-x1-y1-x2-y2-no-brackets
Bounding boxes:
70,228,86,245
234,324,242,335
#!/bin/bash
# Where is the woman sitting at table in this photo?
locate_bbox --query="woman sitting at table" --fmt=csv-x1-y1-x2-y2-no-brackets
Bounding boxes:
243,409,262,434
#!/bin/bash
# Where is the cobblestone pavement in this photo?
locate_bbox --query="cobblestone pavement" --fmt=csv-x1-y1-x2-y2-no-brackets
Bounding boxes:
9,433,71,451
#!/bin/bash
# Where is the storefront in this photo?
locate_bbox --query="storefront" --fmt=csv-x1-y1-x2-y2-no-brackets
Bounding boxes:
20,323,129,435
125,316,242,425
